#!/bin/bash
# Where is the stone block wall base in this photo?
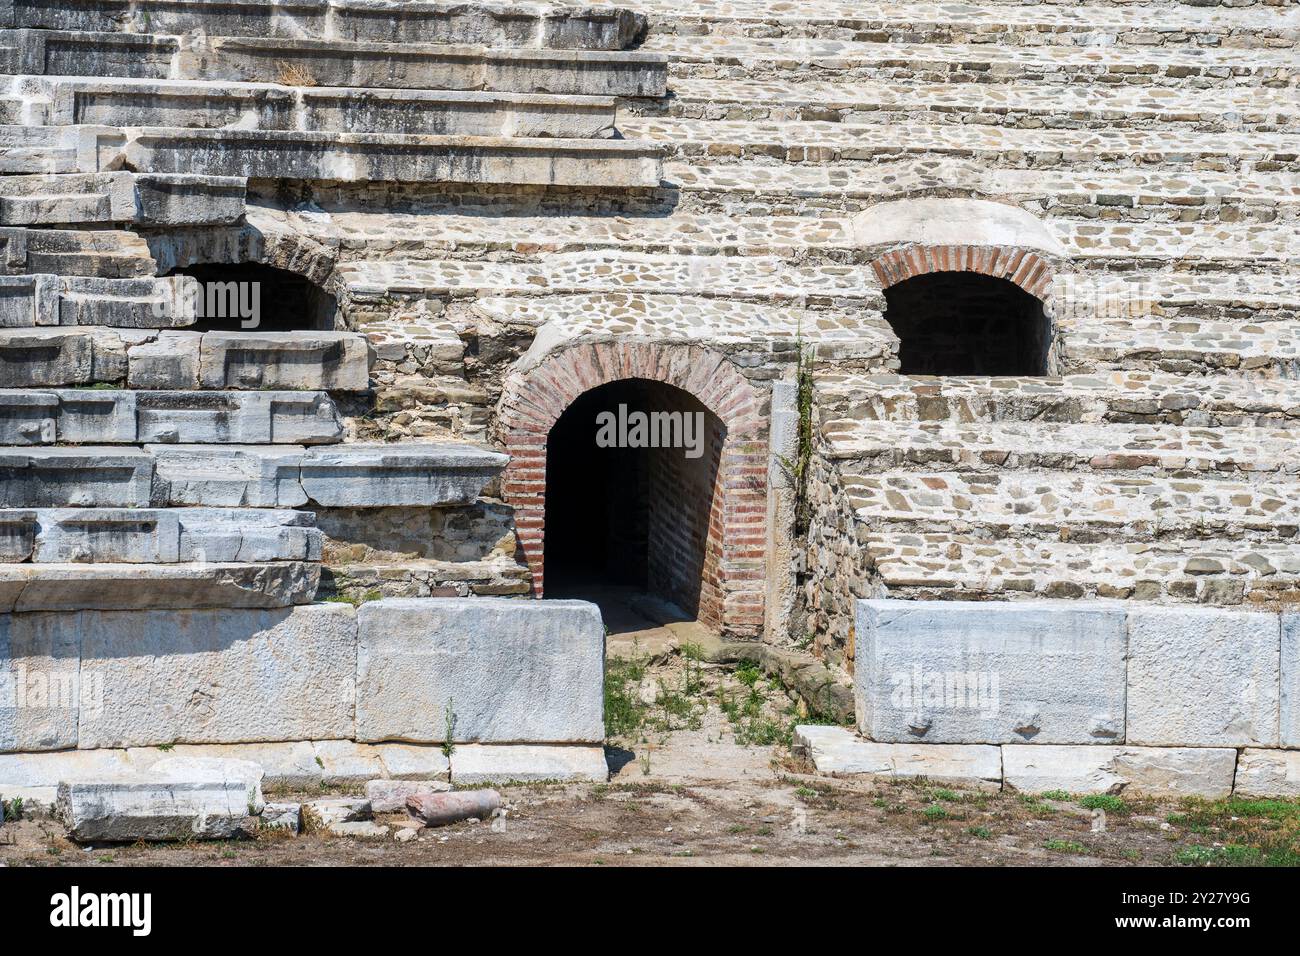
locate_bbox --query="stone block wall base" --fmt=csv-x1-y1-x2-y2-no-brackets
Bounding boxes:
794,726,1296,800
0,740,609,808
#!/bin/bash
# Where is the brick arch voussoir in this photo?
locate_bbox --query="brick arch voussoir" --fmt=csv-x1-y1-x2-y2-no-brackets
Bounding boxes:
871,243,1054,302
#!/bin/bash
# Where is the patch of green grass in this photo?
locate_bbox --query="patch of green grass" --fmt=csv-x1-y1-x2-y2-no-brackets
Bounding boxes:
932,788,960,803
921,804,951,822
604,655,649,738
1038,790,1070,801
1043,839,1089,855
1079,794,1128,814
967,825,992,840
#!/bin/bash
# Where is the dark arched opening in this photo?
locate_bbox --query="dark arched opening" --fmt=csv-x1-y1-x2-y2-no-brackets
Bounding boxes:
884,272,1050,376
165,262,337,332
545,379,725,624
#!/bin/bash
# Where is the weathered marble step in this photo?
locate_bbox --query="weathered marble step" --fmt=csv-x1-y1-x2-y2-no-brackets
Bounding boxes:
814,371,1300,429
610,0,1300,46
338,251,884,304
821,418,1300,477
0,389,343,445
668,159,1300,212
13,76,619,139
55,125,664,189
323,555,531,602
469,292,892,362
865,531,1300,606
303,203,1297,267
0,446,154,507
657,77,1300,133
845,470,1300,539
0,560,319,610
0,171,246,226
1060,315,1300,377
0,274,199,329
150,442,509,508
620,117,1296,172
0,507,320,563
2,30,668,98
0,327,372,391
9,0,646,51
0,226,155,278
646,34,1299,85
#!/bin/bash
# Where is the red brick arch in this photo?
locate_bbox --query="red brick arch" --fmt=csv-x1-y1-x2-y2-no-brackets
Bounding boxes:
871,244,1054,300
497,341,769,638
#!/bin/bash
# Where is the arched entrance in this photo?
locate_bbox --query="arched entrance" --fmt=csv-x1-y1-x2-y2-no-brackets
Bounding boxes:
498,342,768,638
164,262,338,331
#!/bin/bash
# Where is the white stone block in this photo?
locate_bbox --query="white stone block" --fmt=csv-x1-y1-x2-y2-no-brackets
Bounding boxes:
77,604,357,748
375,743,450,782
854,599,1127,745
366,778,449,813
355,598,604,744
149,444,307,508
300,443,507,508
1233,749,1300,798
1127,606,1280,747
793,725,1002,789
0,611,81,752
1282,615,1300,748
311,739,384,785
449,744,609,785
260,802,301,833
1002,745,1236,798
302,797,371,830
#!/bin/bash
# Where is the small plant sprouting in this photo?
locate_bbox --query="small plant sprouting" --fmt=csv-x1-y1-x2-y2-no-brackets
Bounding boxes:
442,699,456,758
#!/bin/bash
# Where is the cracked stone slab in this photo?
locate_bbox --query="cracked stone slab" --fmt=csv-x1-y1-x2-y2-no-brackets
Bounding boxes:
794,725,1002,790
300,443,508,507
854,599,1127,745
448,744,609,784
1002,745,1237,799
1234,749,1300,798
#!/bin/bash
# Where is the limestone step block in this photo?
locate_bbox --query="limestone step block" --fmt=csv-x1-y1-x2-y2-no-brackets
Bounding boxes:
0,275,195,330
855,599,1127,745
0,392,55,444
11,0,647,51
355,598,605,744
0,748,132,809
36,389,345,445
793,725,1002,790
82,126,664,189
1284,614,1300,748
1233,749,1300,798
1062,316,1300,378
126,330,200,389
646,34,1298,85
5,30,669,97
56,758,263,842
300,443,509,508
29,76,619,140
197,331,372,392
845,470,1300,541
0,170,245,227
0,124,80,174
0,446,152,508
1127,606,1280,748
150,444,308,508
1,507,319,564
0,609,81,752
864,533,1300,606
0,225,155,279
0,561,320,612
448,744,609,784
76,603,354,748
0,327,134,387
814,371,1300,431
1001,745,1238,799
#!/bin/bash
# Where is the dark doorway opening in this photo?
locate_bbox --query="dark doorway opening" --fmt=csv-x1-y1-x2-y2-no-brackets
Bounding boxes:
884,272,1050,376
165,262,337,332
544,379,725,630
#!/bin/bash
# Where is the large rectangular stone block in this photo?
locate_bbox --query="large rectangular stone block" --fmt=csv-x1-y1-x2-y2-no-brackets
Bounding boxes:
77,603,356,748
1127,606,1280,747
0,391,57,444
197,331,370,391
0,611,81,752
793,725,1002,789
300,443,507,507
1234,749,1300,798
0,446,153,507
356,598,604,744
448,744,608,785
1002,745,1237,798
854,599,1127,745
149,444,307,507
1283,614,1300,748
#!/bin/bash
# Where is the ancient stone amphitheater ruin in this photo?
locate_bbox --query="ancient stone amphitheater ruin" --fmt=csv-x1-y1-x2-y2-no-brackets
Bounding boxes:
1,0,1299,817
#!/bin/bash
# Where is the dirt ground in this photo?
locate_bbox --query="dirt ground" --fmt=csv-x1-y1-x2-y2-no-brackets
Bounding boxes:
3,648,1296,868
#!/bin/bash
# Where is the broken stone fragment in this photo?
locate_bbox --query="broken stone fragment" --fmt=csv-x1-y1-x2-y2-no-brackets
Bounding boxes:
260,803,302,834
301,798,372,831
366,778,451,813
406,789,502,828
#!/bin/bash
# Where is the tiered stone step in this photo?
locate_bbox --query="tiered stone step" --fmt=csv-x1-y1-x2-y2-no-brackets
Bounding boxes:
0,389,343,445
618,117,1296,173
642,35,1298,86
1059,314,1300,376
2,30,668,97
0,507,320,563
593,0,1300,48
652,76,1300,133
8,0,647,51
815,371,1300,428
0,328,371,390
0,275,199,328
0,226,155,277
0,172,246,226
7,76,620,140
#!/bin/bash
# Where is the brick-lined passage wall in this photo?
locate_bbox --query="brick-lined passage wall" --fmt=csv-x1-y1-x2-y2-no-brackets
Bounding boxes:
871,244,1054,301
497,341,769,638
